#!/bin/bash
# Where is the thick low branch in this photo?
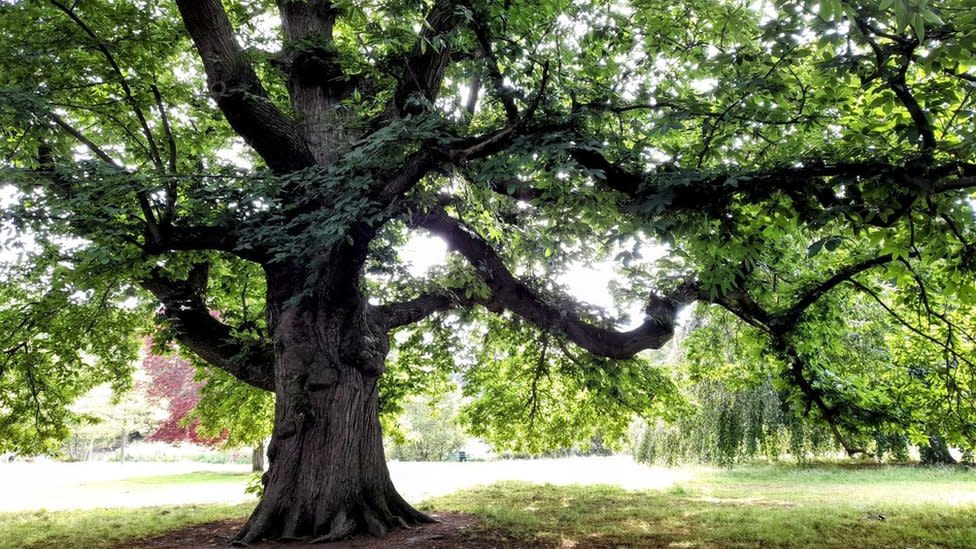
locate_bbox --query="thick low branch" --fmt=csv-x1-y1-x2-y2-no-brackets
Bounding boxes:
142,267,274,391
415,208,694,359
174,0,315,173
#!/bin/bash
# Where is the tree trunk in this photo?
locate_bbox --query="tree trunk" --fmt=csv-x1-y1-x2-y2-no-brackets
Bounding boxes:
233,277,430,544
120,418,128,464
920,435,956,465
251,441,265,473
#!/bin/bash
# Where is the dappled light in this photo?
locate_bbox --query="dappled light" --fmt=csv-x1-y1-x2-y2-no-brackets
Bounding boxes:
2,0,976,545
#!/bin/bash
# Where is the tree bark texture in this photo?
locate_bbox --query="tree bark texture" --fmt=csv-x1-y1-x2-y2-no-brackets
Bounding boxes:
233,274,430,544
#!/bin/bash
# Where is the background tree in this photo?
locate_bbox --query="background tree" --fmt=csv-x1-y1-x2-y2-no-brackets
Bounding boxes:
187,363,275,472
143,342,216,446
2,0,975,544
386,392,466,462
143,340,274,471
65,378,166,462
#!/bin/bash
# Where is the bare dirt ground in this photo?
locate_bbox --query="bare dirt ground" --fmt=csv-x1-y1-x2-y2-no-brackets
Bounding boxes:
107,513,538,549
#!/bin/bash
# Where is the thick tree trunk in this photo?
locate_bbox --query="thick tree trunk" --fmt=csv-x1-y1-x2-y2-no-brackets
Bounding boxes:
233,276,430,544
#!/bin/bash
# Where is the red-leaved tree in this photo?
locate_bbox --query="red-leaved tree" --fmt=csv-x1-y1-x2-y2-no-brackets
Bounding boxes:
142,340,221,445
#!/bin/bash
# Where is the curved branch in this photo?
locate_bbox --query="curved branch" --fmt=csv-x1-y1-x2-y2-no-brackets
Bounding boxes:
141,266,274,391
371,287,498,330
415,207,695,359
779,254,895,327
174,0,315,173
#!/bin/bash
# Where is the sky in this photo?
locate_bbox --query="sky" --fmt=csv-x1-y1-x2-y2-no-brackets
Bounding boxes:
400,232,668,331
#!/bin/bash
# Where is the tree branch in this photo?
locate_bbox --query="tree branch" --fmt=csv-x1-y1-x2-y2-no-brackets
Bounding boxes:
371,287,498,330
777,342,868,457
779,254,895,327
374,97,558,207
566,147,976,228
49,0,165,171
141,266,274,391
851,280,976,373
150,83,178,175
851,15,936,154
415,207,695,359
142,224,264,263
48,112,121,168
392,0,463,115
470,9,519,122
174,0,315,173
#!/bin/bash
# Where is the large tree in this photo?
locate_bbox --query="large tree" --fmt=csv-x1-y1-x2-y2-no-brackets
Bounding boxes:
2,0,975,543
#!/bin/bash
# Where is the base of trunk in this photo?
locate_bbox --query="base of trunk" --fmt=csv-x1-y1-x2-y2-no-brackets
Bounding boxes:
232,486,432,545
231,348,430,545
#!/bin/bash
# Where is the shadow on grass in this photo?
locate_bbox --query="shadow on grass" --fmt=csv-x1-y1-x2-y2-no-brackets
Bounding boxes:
422,480,976,548
4,467,976,548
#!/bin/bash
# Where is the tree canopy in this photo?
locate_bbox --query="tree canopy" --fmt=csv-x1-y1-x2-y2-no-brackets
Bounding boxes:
1,0,976,541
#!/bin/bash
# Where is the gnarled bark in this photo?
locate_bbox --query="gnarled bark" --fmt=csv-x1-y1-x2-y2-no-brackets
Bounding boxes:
233,274,430,544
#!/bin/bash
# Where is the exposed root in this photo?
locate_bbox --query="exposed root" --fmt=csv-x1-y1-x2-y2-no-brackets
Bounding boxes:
233,501,273,546
234,492,434,545
361,507,388,538
310,509,356,544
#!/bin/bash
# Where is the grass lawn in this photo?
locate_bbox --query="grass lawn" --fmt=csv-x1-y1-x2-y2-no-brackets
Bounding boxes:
81,471,253,490
0,503,254,549
2,463,975,548
423,463,976,548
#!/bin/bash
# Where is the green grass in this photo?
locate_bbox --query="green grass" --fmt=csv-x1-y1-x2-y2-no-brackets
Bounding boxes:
0,503,254,549
423,463,976,548
3,464,975,548
82,471,252,490
0,471,255,549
